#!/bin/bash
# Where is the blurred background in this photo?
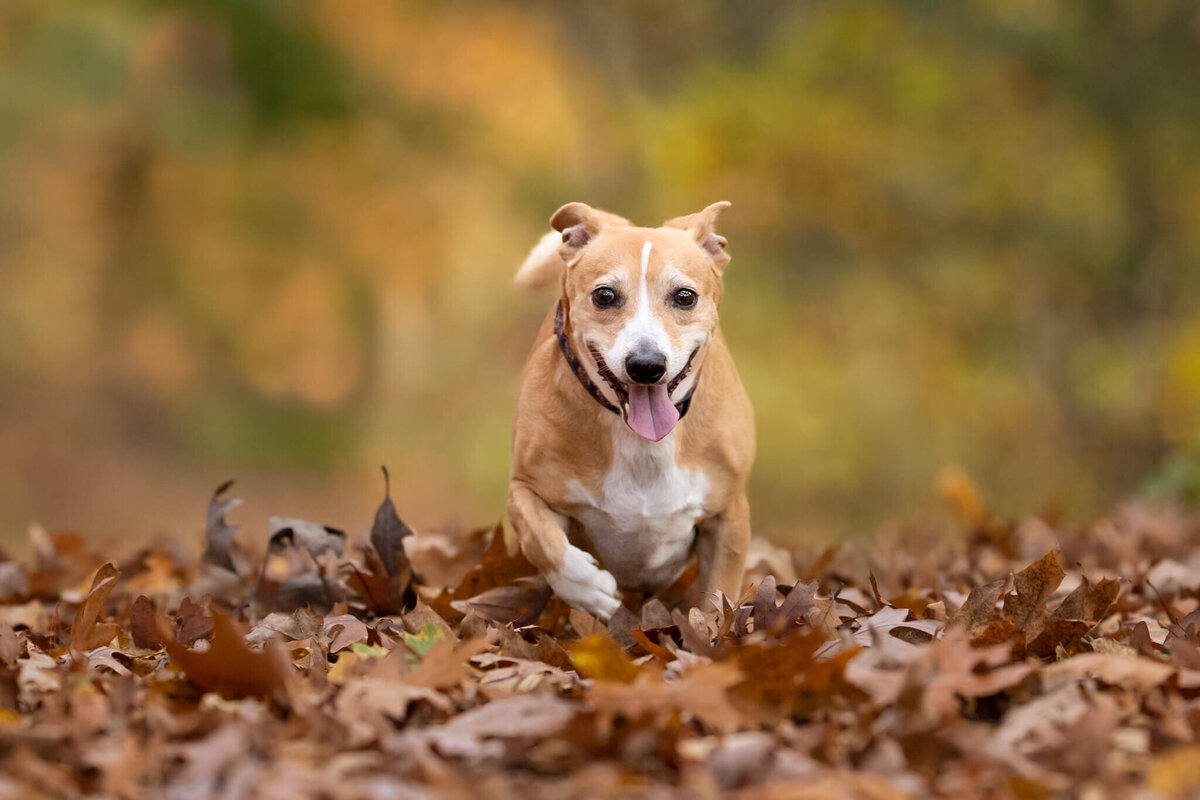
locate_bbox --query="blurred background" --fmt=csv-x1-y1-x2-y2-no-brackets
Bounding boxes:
2,0,1199,553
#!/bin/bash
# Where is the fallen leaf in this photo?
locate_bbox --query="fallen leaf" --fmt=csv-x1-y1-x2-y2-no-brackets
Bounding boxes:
161,610,296,707
567,634,642,683
129,595,163,650
370,466,416,580
1042,653,1174,692
268,517,346,558
201,480,242,574
450,579,551,627
70,562,121,656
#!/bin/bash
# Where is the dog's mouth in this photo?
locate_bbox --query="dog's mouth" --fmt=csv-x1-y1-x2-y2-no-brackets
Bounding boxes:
585,344,696,442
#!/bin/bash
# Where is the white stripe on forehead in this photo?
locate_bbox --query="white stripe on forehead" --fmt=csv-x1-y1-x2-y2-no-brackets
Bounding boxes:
639,240,652,307
608,240,670,366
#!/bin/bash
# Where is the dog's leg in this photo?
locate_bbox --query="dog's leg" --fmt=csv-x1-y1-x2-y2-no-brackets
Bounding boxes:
695,493,751,614
507,482,623,622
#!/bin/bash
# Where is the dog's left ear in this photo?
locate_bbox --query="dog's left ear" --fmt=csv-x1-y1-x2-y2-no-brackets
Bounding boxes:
665,201,731,272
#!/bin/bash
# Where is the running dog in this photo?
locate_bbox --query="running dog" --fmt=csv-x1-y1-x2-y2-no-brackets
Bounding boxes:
508,202,754,621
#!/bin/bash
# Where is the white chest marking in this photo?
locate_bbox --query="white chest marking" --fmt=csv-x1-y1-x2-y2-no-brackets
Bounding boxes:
565,426,709,591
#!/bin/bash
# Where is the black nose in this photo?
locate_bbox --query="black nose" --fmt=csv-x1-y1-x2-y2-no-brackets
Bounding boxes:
625,350,667,384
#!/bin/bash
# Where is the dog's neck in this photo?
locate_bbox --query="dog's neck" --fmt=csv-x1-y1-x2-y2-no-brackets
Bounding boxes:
554,301,699,421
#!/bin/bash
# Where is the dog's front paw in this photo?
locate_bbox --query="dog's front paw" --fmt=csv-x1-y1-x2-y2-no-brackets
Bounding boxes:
546,546,623,623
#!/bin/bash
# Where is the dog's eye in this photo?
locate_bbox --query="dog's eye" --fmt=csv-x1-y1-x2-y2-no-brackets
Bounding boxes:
592,286,618,308
672,288,698,308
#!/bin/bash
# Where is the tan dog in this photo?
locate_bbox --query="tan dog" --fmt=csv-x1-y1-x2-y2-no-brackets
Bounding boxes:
508,202,755,621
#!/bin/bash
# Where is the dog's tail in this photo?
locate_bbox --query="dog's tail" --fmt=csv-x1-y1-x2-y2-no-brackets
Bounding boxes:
513,231,564,290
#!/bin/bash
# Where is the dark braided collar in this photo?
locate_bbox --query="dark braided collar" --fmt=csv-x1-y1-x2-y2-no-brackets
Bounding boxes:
554,301,698,419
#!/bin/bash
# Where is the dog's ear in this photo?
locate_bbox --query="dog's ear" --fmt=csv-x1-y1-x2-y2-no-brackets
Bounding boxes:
664,201,731,272
550,203,631,263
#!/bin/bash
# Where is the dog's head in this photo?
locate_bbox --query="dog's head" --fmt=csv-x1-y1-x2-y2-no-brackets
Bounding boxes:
552,202,732,442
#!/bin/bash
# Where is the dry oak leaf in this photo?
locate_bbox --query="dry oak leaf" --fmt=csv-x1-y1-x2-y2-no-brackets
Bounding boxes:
952,576,1011,640
69,562,121,658
201,480,242,574
451,523,539,602
913,626,1035,717
324,613,369,653
1002,549,1065,641
1041,652,1174,693
129,595,163,650
174,596,214,645
399,638,490,691
587,661,748,733
246,608,324,645
424,694,577,761
450,579,551,627
369,466,416,579
729,628,863,721
160,610,296,707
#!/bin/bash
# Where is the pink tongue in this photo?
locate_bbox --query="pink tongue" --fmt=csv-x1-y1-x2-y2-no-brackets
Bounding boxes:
625,384,680,441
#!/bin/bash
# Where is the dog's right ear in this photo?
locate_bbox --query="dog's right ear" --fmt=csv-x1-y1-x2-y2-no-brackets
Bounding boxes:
550,203,631,263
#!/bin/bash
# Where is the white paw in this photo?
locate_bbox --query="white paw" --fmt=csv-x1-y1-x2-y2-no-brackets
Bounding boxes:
546,546,623,622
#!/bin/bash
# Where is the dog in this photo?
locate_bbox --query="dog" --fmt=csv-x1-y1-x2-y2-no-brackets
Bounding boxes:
507,202,755,622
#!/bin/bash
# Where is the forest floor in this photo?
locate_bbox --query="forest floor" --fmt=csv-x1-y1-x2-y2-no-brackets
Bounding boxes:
2,473,1200,799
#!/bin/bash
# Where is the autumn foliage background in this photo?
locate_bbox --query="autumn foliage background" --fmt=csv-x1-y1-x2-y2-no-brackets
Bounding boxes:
3,1,1200,547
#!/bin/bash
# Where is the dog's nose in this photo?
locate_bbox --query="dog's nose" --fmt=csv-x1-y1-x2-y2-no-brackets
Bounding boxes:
625,350,667,384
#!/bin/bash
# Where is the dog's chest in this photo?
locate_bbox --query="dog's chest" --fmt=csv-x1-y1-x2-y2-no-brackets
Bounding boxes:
565,431,709,591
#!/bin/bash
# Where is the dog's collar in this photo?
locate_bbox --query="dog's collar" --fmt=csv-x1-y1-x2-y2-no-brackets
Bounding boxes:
554,301,698,420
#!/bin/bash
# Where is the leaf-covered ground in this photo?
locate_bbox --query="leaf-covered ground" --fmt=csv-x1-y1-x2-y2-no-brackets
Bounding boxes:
3,473,1200,799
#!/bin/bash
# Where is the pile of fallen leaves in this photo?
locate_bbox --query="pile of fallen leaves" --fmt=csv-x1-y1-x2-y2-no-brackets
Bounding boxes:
3,470,1200,799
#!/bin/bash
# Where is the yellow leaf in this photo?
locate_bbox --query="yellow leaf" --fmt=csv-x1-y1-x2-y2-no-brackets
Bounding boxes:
566,635,641,684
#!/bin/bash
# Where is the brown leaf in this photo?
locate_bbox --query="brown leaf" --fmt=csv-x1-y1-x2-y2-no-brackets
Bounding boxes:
1042,652,1174,692
160,610,296,707
425,695,577,760
346,564,412,615
268,517,346,558
952,577,1009,639
1002,549,1065,640
1053,575,1119,625
175,596,214,646
70,563,121,656
401,638,489,691
450,579,551,627
588,662,748,733
369,466,416,581
201,480,241,574
129,595,163,650
496,625,573,671
451,524,538,601
729,629,863,721
918,627,1035,717
324,614,369,653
